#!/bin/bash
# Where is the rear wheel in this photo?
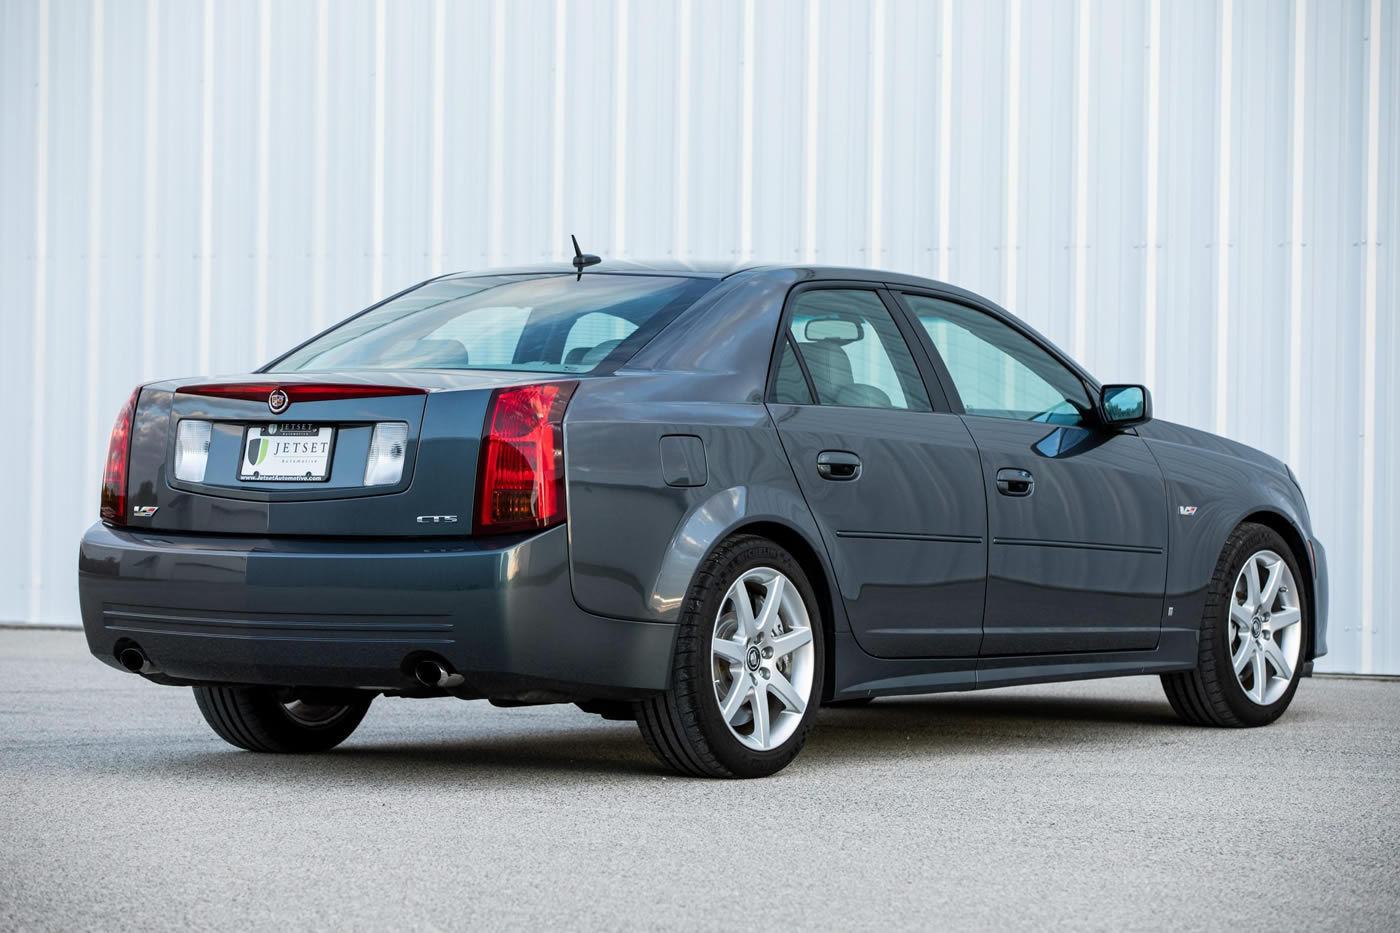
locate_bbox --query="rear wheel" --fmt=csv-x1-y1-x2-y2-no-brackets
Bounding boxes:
635,535,825,778
193,686,373,752
1162,523,1307,727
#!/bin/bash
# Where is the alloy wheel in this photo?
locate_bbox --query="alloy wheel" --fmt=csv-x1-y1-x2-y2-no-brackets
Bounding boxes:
710,567,816,751
1228,549,1303,706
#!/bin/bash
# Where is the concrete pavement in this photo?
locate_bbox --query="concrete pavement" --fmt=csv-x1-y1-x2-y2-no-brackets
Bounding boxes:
2,627,1396,931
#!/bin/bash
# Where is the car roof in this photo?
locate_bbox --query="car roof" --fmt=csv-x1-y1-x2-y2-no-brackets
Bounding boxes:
443,259,966,293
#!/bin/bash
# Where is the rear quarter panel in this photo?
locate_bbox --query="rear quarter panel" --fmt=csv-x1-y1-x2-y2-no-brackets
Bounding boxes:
562,270,843,629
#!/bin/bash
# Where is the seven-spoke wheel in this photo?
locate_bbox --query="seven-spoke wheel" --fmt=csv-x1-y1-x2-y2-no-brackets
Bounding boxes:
711,567,816,751
1162,522,1308,727
1227,550,1303,706
635,535,825,778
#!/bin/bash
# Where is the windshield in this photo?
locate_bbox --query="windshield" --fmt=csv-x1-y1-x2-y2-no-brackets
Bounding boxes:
270,274,716,374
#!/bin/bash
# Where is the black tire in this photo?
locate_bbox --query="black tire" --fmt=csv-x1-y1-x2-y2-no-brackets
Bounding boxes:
635,534,826,778
1161,522,1308,727
193,686,373,753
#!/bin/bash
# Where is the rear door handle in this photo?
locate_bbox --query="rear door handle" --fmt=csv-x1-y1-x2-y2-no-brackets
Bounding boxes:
816,450,862,481
995,467,1034,497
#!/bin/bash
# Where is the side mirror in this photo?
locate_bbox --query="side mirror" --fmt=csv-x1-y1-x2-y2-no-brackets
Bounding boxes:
1100,384,1152,427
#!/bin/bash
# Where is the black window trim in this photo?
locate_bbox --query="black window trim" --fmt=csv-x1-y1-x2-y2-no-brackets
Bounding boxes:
763,280,953,413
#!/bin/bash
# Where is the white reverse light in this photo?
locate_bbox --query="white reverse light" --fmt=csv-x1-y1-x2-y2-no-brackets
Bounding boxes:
364,422,409,486
173,420,212,482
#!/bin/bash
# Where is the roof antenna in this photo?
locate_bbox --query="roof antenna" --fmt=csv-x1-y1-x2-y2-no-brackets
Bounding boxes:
571,234,602,280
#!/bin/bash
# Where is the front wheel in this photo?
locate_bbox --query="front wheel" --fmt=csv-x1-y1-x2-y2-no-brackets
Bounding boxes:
193,686,373,752
1162,523,1308,727
635,535,825,778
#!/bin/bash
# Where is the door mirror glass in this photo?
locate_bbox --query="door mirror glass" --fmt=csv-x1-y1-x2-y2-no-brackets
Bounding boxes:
1100,384,1151,426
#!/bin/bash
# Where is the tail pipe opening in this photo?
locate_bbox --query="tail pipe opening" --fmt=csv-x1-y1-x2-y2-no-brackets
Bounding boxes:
117,646,157,675
413,658,465,690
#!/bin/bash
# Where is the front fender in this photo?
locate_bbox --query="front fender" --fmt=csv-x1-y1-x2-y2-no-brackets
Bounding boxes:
1142,429,1322,658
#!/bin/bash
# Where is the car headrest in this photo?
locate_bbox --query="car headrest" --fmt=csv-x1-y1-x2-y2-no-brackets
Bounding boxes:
402,339,470,368
798,341,854,403
580,338,624,366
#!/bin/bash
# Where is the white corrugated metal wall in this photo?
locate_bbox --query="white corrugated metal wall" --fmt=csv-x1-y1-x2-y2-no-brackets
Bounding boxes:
0,0,1395,673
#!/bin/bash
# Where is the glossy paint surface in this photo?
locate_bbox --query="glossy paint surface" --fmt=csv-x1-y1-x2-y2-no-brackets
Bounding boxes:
78,263,1328,700
770,403,986,658
966,416,1168,654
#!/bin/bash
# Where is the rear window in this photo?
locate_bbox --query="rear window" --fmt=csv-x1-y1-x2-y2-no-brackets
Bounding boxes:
270,274,716,374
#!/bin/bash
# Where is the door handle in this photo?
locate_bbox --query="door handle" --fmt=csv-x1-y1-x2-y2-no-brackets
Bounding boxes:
816,450,862,481
996,467,1035,497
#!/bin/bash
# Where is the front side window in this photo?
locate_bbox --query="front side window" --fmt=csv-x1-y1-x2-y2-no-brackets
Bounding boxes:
904,295,1091,425
777,289,931,411
272,274,714,374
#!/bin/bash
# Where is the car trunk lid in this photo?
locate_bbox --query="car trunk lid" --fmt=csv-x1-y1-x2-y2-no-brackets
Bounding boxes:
119,370,569,537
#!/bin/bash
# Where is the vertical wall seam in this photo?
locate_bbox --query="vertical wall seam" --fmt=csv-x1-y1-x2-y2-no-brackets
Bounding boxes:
140,0,160,380
431,0,445,272
1005,0,1021,312
1282,0,1304,465
253,0,270,363
802,0,820,264
1214,0,1234,435
85,0,106,487
938,0,952,281
311,0,327,331
674,0,691,259
1145,0,1161,388
1073,0,1090,358
371,0,386,295
550,0,567,261
1287,0,1307,469
1360,0,1381,673
613,0,629,257
198,0,213,375
869,0,885,266
489,0,505,263
27,0,51,624
741,0,756,261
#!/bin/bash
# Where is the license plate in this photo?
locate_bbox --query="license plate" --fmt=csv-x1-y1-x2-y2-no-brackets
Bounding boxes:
239,424,336,482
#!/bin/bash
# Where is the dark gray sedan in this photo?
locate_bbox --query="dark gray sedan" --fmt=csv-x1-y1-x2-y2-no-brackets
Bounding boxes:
80,261,1329,778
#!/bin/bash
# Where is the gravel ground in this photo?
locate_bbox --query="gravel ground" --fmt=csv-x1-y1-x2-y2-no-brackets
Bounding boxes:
1,627,1397,931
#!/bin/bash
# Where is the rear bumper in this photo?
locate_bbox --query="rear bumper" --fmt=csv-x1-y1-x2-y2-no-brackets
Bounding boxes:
78,523,676,698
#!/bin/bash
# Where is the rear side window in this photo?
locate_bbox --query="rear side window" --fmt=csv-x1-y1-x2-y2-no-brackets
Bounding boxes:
778,289,930,411
272,274,715,374
772,338,815,405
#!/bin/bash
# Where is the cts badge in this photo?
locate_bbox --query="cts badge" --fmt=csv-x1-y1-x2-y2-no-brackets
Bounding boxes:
416,515,458,524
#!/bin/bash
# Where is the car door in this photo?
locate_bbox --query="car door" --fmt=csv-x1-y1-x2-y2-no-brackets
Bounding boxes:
766,285,988,659
897,292,1167,655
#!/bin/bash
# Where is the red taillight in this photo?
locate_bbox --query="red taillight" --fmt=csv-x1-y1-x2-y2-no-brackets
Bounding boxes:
176,383,426,404
99,387,142,525
474,382,577,535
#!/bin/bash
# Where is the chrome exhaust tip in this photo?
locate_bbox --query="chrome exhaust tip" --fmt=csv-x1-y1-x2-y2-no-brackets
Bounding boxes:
413,659,465,689
118,646,155,675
